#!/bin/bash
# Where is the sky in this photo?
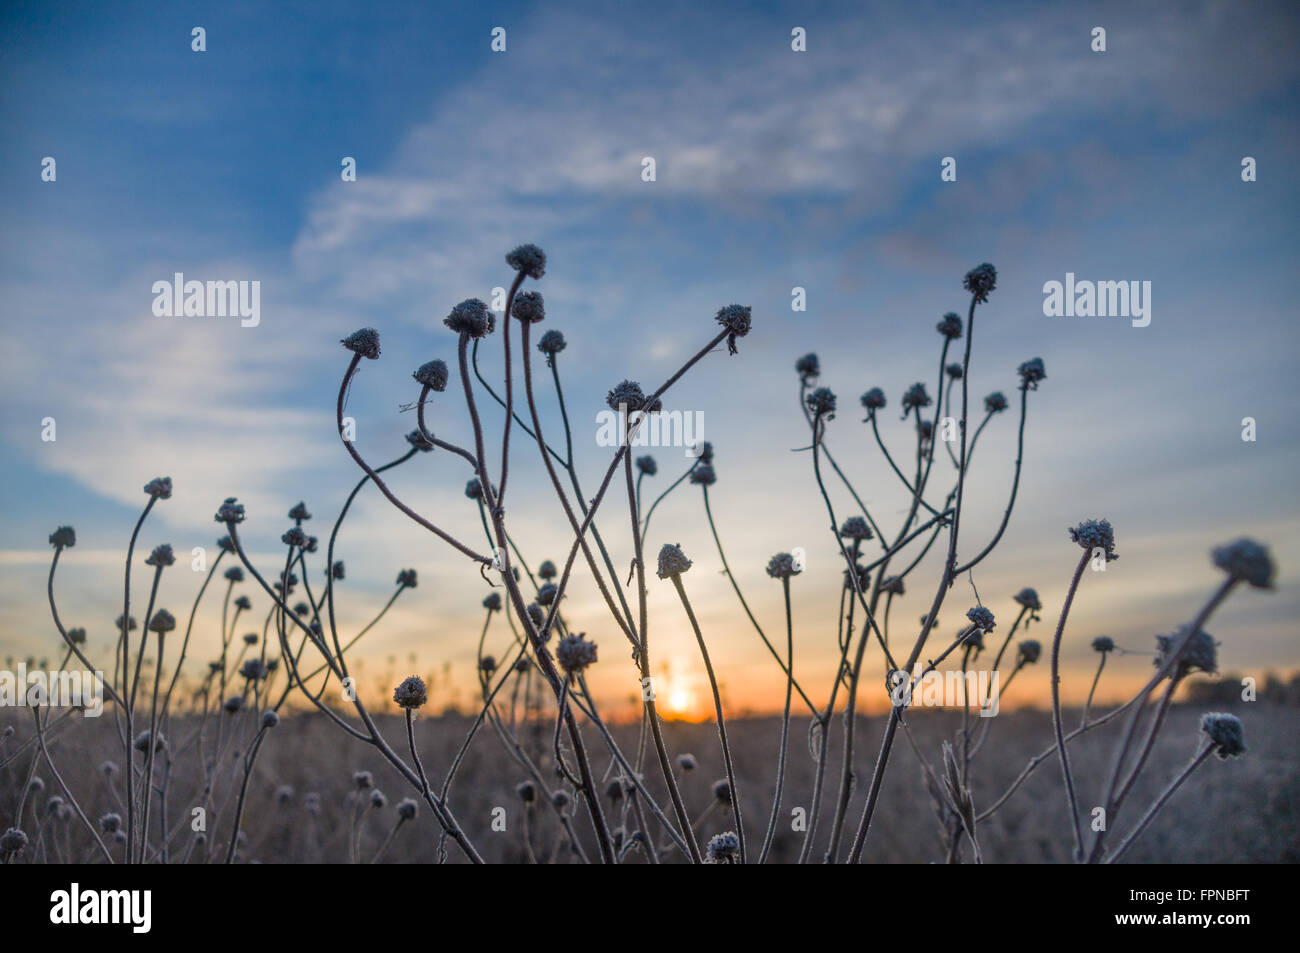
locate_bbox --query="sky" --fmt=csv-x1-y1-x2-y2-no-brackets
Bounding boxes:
1,0,1297,720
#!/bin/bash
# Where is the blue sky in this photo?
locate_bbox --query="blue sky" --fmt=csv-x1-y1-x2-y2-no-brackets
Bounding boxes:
1,0,1296,715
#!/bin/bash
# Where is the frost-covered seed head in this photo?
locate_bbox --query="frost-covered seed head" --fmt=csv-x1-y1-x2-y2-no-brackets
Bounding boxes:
536,583,559,606
261,710,279,729
397,798,418,820
281,527,308,548
678,753,697,772
505,244,547,279
712,779,732,804
393,676,427,710
555,633,598,674
240,659,267,681
413,359,449,392
706,831,741,864
1069,519,1118,561
215,497,246,524
656,543,692,579
144,477,173,500
353,771,373,790
966,607,995,632
406,429,435,452
715,304,752,354
444,299,495,338
99,813,122,833
341,328,381,359
511,290,545,323
1200,712,1246,759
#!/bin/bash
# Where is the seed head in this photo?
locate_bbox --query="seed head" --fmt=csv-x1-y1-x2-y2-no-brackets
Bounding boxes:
1154,626,1217,678
225,566,245,583
1092,636,1115,653
1,828,28,857
288,501,311,522
116,614,137,633
215,497,246,524
240,659,268,681
536,583,559,606
144,544,174,568
511,290,545,322
353,771,373,790
715,304,752,354
233,595,251,611
963,263,997,303
936,313,963,339
766,552,800,580
605,778,625,801
526,603,546,629
806,387,837,417
984,391,1008,413
281,527,308,548
1211,538,1275,590
396,568,418,588
370,790,387,809
551,790,571,810
49,526,76,549
331,560,346,580
537,329,567,364
1200,712,1247,759
555,633,598,674
304,793,321,815
689,464,717,486
902,382,931,414
133,730,166,753
880,576,905,596
516,781,538,803
67,627,86,645
861,388,887,411
1018,357,1047,389
397,798,418,820
277,785,295,805
795,353,820,381
966,607,995,632
843,562,870,591
705,831,741,864
505,243,547,279
1017,640,1042,665
482,592,502,612
99,813,122,834
222,696,244,714
1013,587,1041,611
963,629,985,652
148,609,176,634
636,455,658,476
1068,519,1118,561
711,778,732,805
143,477,173,500
839,517,873,541
393,676,427,710
413,359,449,392
444,298,495,338
479,656,497,675
678,753,697,772
656,543,692,579
261,710,279,729
341,327,381,359
606,380,660,414
946,362,963,380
